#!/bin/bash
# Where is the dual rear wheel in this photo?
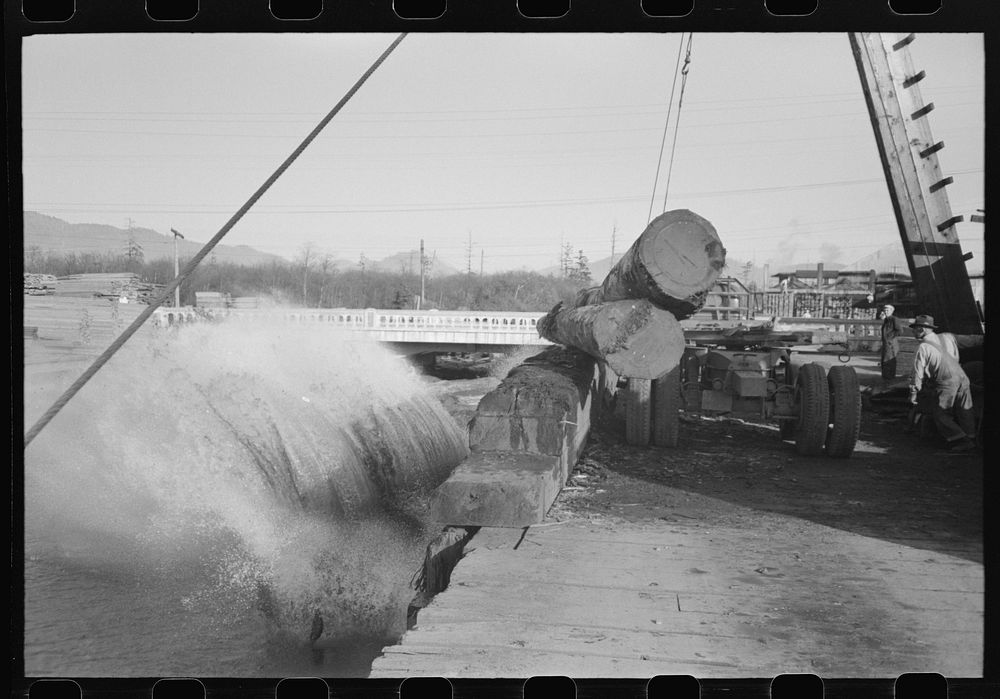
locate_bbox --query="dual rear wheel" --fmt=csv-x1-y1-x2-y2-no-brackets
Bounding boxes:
782,362,860,458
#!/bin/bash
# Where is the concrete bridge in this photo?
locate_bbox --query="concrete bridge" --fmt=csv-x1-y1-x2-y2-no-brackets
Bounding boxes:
151,307,552,354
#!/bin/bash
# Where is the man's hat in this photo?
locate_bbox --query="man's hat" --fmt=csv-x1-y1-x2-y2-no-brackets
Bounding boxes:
909,314,937,330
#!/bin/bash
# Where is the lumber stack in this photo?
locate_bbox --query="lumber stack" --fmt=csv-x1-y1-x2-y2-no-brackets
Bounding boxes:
195,291,229,309
22,295,150,368
54,272,164,304
24,273,57,295
230,296,261,310
537,209,725,379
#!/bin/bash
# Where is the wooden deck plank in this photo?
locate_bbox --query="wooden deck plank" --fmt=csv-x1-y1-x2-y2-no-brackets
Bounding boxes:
370,519,983,678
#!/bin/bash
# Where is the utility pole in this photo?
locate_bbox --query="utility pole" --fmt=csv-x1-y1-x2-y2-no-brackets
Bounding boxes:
610,223,617,264
419,238,425,310
480,249,484,276
466,231,473,277
849,32,981,334
170,228,184,307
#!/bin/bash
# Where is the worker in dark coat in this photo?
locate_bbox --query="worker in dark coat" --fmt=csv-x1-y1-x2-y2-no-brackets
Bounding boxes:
908,314,978,452
879,304,907,381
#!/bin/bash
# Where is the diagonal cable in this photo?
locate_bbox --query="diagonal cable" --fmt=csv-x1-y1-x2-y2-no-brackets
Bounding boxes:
24,32,408,448
647,33,687,224
661,33,695,213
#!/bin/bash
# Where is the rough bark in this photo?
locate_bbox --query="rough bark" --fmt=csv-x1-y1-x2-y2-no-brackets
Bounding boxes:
582,209,726,320
537,299,685,379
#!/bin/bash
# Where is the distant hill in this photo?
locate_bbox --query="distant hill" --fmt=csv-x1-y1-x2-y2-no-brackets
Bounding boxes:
367,249,461,277
849,242,983,277
23,212,285,266
847,244,913,276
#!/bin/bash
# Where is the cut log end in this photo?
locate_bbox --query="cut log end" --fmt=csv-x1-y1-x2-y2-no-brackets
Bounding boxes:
641,212,727,296
600,303,685,379
599,208,726,319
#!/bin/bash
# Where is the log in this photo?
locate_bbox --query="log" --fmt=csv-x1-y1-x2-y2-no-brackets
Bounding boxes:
469,346,597,456
582,209,726,320
536,299,685,379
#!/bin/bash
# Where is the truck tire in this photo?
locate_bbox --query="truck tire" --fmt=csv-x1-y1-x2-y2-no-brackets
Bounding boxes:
826,365,861,458
794,363,829,456
779,361,797,440
652,367,681,447
625,377,652,446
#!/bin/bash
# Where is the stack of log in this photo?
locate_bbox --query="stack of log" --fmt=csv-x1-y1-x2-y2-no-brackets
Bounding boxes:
537,209,726,380
24,273,57,295
52,272,163,304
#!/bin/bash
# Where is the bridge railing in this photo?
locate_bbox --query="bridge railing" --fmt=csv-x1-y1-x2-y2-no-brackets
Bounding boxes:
151,306,546,334
369,310,543,332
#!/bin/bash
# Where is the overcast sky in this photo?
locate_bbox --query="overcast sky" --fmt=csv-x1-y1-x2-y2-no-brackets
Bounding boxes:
21,32,984,275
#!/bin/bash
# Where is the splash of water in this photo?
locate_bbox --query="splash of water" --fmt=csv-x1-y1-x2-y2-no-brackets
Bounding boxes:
24,319,469,644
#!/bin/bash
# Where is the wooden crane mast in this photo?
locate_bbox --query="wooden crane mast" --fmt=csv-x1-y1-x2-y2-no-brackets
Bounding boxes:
849,32,983,335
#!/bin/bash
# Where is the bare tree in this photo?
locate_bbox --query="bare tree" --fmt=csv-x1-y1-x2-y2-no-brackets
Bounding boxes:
24,245,45,271
560,242,575,278
296,242,318,307
318,253,334,307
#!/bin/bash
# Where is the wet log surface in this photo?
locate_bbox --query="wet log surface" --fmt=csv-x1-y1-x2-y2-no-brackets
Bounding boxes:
537,299,685,380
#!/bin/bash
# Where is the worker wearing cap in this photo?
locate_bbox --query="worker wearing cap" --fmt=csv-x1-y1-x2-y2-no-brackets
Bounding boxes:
908,314,977,452
879,304,907,381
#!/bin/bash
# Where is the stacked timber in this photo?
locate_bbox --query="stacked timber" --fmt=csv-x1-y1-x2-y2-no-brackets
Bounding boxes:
195,291,229,309
230,296,260,310
23,295,148,350
53,272,162,303
24,273,57,295
537,209,725,379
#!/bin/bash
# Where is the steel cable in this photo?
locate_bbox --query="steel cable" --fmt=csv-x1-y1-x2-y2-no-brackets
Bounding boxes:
24,32,408,448
661,33,695,214
647,34,687,224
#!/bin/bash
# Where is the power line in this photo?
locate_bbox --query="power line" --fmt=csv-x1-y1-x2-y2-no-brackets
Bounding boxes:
24,32,409,448
21,83,980,120
22,101,982,141
24,121,985,164
24,167,983,215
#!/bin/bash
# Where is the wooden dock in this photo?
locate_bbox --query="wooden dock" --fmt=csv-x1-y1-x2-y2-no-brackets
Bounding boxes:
370,516,982,678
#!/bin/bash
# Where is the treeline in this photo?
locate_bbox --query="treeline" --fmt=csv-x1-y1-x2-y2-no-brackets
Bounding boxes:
23,247,590,312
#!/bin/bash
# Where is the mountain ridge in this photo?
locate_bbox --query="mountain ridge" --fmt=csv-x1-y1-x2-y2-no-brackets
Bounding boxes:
23,211,285,267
